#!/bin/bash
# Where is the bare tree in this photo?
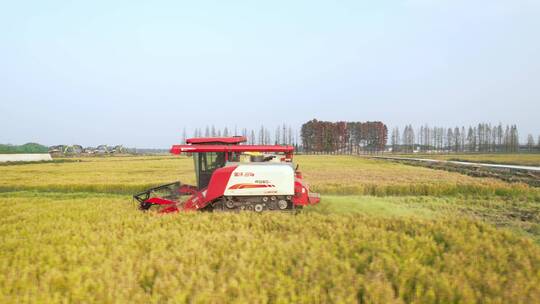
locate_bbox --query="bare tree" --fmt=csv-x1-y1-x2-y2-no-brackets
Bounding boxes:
391,127,400,153
510,125,519,152
453,127,460,152
394,122,526,153
418,125,424,151
527,134,535,152
477,124,484,152
503,125,510,152
402,125,415,152
446,128,453,151
490,124,497,152
467,127,475,152
181,127,187,143
259,126,265,144
282,124,287,145
249,130,256,145
410,126,416,152
265,129,271,145
486,123,492,152
426,125,432,151
402,127,408,152
288,126,293,146
496,124,503,152
460,127,466,152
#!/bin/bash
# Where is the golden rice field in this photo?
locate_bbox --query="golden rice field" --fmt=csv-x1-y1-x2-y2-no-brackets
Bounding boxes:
1,155,540,303
0,155,535,197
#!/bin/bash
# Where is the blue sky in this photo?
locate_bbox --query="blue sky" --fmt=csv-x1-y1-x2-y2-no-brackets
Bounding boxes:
1,0,539,147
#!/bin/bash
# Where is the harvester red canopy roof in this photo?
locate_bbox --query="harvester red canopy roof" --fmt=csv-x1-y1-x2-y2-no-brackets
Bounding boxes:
186,137,247,145
170,145,294,154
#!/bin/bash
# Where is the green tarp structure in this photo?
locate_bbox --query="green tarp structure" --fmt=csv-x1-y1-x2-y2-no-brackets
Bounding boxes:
0,143,49,154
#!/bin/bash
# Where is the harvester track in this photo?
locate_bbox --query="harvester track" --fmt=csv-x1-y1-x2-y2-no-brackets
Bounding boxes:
210,195,296,212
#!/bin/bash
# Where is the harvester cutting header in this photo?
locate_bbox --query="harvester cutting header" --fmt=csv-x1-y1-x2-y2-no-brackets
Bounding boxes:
134,136,320,213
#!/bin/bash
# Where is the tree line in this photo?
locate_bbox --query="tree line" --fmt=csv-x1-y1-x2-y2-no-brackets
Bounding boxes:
184,124,300,147
391,123,539,153
300,119,388,153
182,120,388,153
182,121,538,154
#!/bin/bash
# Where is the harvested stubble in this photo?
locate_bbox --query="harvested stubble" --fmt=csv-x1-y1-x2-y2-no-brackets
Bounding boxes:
298,156,536,197
393,153,540,167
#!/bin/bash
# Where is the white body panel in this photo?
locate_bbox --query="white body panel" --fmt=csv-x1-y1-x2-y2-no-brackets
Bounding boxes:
224,164,294,196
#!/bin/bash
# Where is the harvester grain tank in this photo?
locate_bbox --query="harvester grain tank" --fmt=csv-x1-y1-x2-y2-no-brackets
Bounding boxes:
133,136,320,213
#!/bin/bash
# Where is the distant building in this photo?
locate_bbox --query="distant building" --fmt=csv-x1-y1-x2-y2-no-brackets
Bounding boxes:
112,145,125,153
96,145,109,154
48,144,133,156
65,145,84,154
83,147,96,154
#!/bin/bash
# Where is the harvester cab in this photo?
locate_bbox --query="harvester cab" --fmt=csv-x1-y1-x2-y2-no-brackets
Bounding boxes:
188,136,245,189
133,136,320,213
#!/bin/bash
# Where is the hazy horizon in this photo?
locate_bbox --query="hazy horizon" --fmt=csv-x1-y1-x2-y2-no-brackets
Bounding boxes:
1,0,539,148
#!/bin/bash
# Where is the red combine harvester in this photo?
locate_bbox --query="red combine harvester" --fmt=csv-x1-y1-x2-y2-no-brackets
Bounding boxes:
133,136,320,213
